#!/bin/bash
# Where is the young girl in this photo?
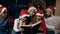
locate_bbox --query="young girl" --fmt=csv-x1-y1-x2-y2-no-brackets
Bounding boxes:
36,10,47,34
28,6,37,25
13,9,31,34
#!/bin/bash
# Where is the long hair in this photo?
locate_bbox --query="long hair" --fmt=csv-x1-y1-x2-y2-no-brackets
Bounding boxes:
30,14,37,24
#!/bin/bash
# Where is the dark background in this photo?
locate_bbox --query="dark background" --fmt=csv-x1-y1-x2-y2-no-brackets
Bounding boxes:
0,0,56,19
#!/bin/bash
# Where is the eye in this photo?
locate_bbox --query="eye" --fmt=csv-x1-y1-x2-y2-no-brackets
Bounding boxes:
3,10,7,14
37,15,41,17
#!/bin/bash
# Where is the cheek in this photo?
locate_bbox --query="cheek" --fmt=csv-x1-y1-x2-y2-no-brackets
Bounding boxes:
30,12,32,14
48,13,51,15
1,13,7,18
30,12,35,15
46,13,51,15
1,14,5,16
24,18,27,20
22,18,26,20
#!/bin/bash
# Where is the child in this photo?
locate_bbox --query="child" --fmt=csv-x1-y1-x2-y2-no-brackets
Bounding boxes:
36,10,47,34
13,9,31,34
45,8,60,34
28,7,42,34
0,5,11,34
28,7,37,24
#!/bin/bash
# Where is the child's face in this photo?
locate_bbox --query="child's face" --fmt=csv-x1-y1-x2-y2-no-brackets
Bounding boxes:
29,9,36,16
46,11,52,16
46,12,51,16
1,10,7,18
46,10,53,16
21,17,27,21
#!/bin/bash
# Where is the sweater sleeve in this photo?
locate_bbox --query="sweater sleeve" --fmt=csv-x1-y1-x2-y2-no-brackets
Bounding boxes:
41,19,47,34
13,19,19,32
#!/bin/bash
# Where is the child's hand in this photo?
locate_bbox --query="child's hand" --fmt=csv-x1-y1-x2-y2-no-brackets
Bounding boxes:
38,27,43,31
18,28,24,32
55,25,60,30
